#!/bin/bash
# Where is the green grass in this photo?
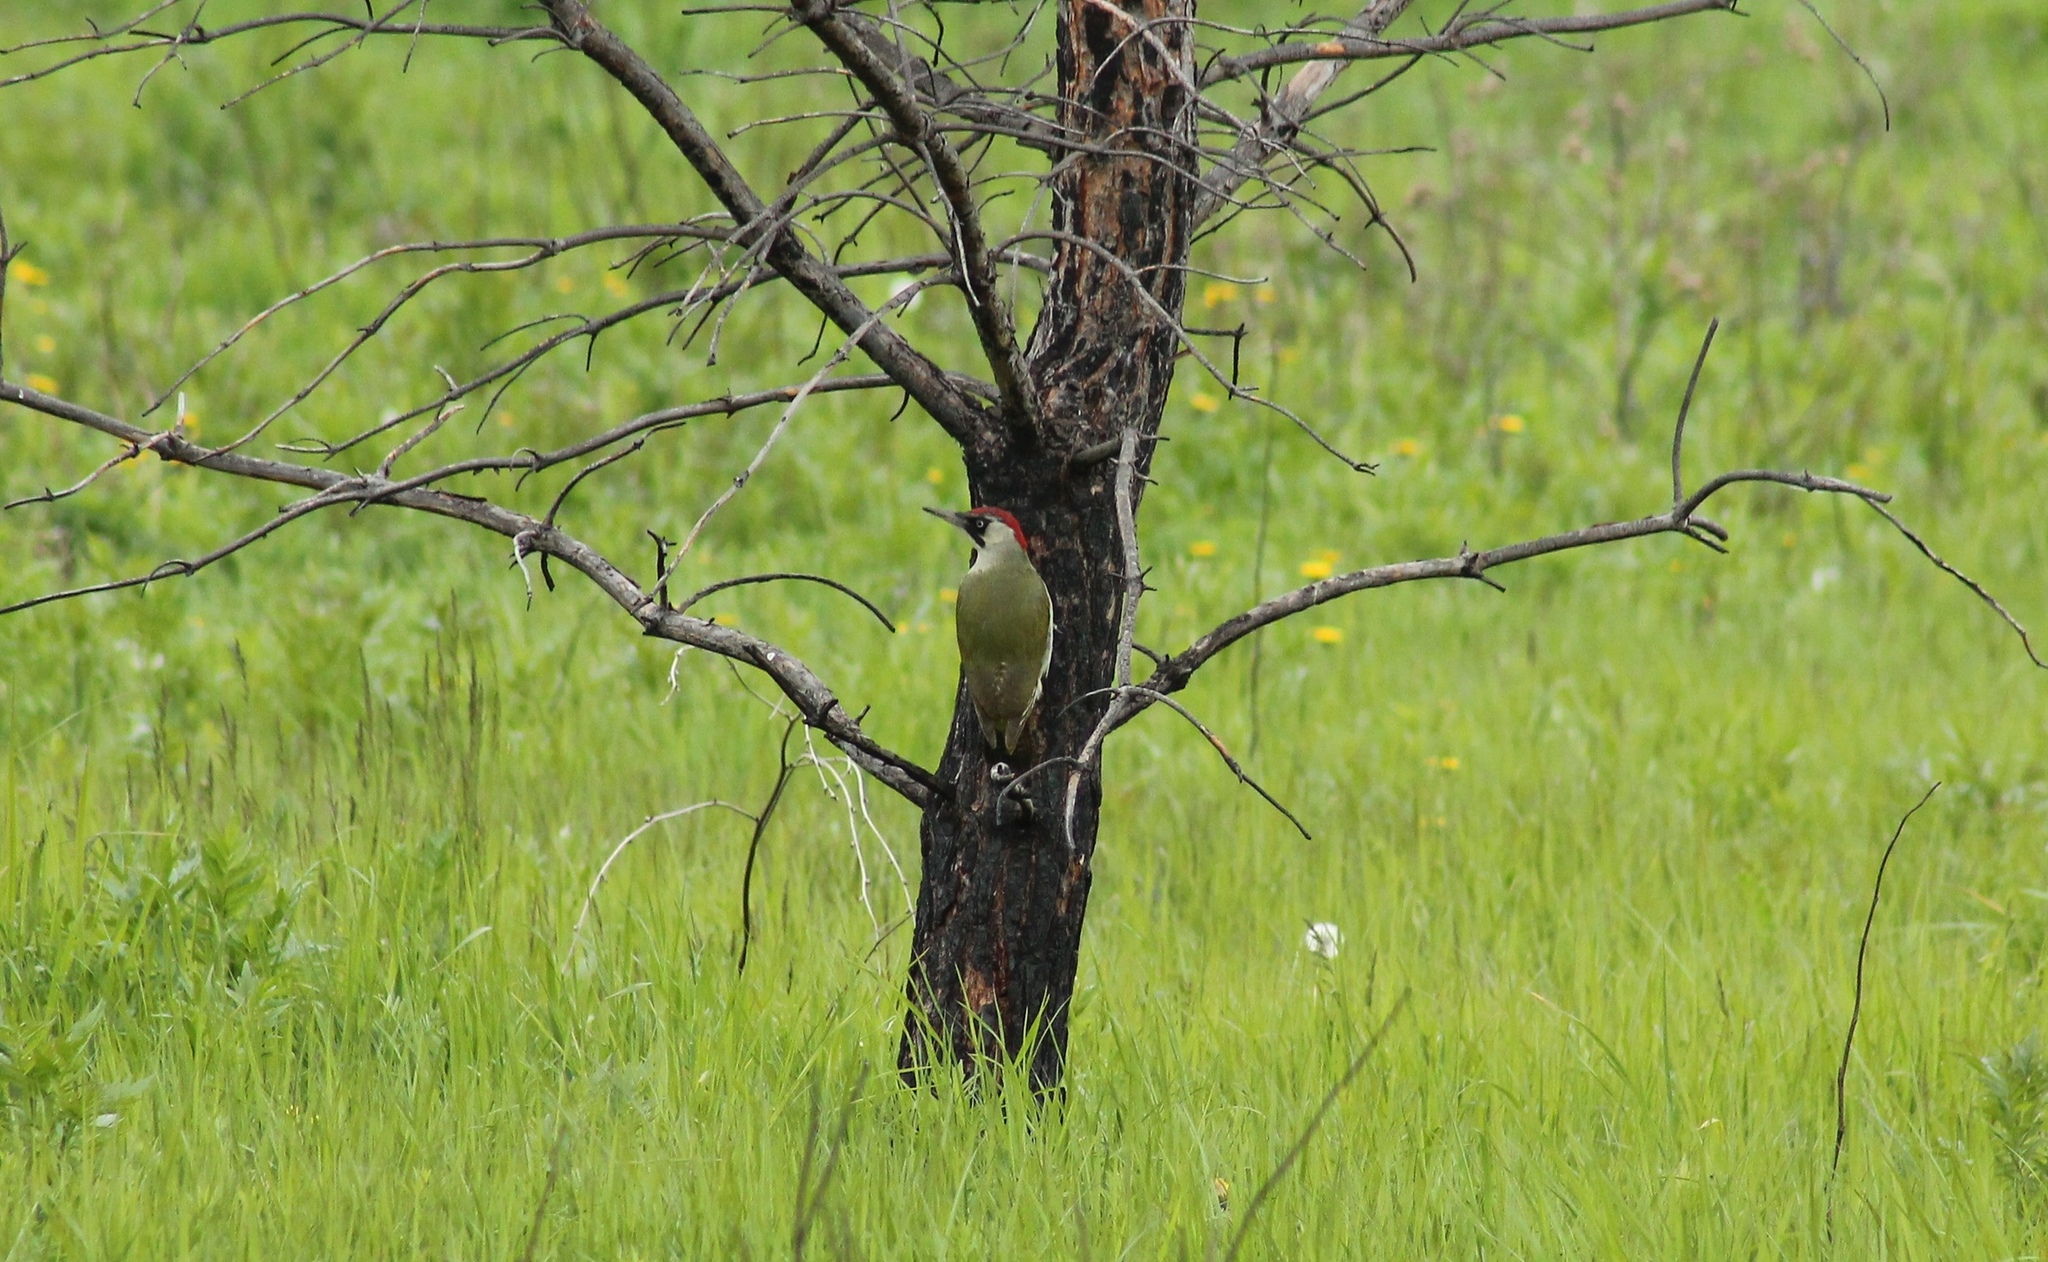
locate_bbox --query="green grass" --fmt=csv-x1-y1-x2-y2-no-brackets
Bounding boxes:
3,1,2048,1255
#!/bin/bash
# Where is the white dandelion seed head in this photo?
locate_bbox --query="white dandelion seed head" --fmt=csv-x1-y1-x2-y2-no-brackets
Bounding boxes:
1304,922,1342,960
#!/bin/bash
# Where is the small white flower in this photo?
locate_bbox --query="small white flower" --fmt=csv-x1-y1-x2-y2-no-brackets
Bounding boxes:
1304,921,1342,960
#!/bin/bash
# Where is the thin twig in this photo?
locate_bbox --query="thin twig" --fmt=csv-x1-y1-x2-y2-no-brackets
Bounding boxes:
1828,782,1940,1219
0,380,944,808
1862,502,2045,669
1671,318,1718,506
737,720,801,974
1200,0,1738,87
1126,688,1311,840
1220,990,1412,1262
1793,0,1890,131
568,800,752,953
678,572,896,632
518,1117,571,1262
662,283,926,588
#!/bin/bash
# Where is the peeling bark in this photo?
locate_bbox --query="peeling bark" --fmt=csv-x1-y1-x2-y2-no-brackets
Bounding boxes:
899,0,1197,1092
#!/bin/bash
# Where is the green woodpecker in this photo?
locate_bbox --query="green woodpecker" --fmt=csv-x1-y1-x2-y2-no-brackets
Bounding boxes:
925,505,1054,756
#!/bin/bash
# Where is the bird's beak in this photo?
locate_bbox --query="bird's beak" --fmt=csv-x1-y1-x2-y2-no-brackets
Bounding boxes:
922,506,972,534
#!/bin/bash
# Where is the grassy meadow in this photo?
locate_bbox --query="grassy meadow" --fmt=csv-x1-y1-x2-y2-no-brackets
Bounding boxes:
2,0,2047,1255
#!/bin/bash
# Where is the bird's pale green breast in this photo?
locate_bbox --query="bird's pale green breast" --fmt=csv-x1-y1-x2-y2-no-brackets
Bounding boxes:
955,558,1052,670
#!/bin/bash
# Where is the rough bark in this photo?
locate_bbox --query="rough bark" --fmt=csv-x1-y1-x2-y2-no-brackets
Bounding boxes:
899,0,1197,1091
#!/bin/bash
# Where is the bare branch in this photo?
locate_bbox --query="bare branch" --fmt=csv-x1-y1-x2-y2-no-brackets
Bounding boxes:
0,6,557,91
1192,0,1413,227
737,720,800,973
1199,0,1740,88
0,378,944,805
1008,228,1374,471
1191,0,1740,226
1134,468,1882,723
1862,501,2046,669
1124,687,1311,840
677,573,895,633
1130,322,2042,730
793,0,1037,432
1793,0,1891,132
144,223,725,419
1110,427,1144,692
1670,318,1718,506
0,205,13,382
835,7,1065,154
332,375,900,504
537,0,992,448
1035,417,1308,848
660,281,927,588
1221,991,1411,1262
569,799,753,951
5,425,178,510
1830,783,1940,1206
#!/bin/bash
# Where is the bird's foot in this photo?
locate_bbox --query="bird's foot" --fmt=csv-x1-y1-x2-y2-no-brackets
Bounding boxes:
994,787,1036,828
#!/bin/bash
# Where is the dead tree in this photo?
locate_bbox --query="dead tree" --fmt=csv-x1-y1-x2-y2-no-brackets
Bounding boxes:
1,1,2038,1094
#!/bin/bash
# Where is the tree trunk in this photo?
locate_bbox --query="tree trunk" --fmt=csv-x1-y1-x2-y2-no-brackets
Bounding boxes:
898,0,1196,1093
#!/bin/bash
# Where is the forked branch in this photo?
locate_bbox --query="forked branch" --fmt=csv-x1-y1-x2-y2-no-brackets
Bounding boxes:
1128,320,2044,734
794,0,1037,431
0,378,944,807
1199,0,1741,88
536,0,992,448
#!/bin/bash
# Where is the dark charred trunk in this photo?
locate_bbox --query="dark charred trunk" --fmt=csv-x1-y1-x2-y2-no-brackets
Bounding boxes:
898,0,1196,1093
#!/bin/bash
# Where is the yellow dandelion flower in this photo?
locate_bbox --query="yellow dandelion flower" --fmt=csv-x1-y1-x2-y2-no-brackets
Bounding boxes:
8,260,50,287
1201,281,1239,309
1494,414,1526,433
1393,438,1421,457
1429,756,1461,771
710,613,737,626
925,467,945,485
181,410,200,435
1256,284,1277,305
553,275,576,294
497,411,517,428
1187,540,1217,558
1845,463,1871,481
916,621,931,634
1668,559,1684,573
1781,532,1798,549
24,372,58,393
1299,559,1334,580
1311,625,1343,644
1190,391,1221,413
939,588,958,604
34,335,56,354
602,273,629,297
1278,346,1301,365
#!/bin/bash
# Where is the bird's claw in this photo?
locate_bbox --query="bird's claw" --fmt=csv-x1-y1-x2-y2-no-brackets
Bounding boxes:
994,785,1036,828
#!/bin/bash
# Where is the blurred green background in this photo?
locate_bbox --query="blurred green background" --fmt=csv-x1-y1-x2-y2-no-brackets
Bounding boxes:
2,1,2045,1256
